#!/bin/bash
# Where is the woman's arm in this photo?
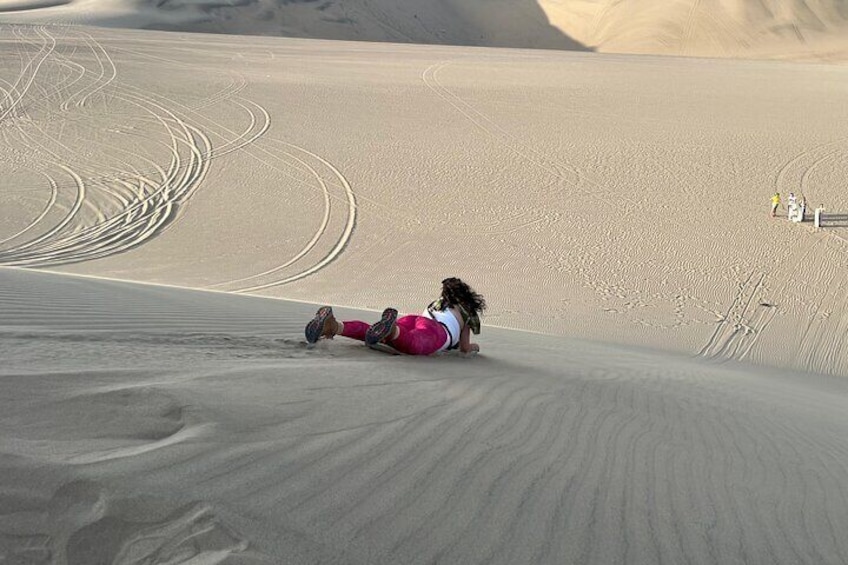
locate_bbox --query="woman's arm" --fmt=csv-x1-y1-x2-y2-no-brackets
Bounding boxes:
459,325,479,354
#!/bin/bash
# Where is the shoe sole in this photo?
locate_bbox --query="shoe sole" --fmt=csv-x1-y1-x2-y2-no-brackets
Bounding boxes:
368,342,403,355
305,306,334,346
365,308,398,346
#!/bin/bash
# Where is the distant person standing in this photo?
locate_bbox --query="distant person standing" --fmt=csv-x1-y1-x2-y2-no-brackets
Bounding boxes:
787,192,799,221
815,204,825,228
770,192,781,217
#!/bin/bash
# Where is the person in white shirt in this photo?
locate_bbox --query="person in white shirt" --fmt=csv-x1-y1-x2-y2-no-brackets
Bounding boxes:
305,278,486,355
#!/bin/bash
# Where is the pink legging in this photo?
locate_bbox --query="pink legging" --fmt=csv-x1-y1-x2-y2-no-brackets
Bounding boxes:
341,314,448,356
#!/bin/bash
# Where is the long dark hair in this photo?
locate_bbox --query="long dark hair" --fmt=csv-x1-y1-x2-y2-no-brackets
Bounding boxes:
440,277,486,316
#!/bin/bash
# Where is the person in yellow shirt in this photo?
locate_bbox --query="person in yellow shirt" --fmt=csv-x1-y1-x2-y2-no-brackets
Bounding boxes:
771,192,781,217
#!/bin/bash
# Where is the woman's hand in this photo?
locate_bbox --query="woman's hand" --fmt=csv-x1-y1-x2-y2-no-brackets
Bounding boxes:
460,342,479,354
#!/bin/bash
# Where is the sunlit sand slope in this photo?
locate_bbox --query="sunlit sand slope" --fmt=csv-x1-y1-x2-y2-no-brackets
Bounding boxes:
540,0,848,60
2,26,848,375
3,267,848,563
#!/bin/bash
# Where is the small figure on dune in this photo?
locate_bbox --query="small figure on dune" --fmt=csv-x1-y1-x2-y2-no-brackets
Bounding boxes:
770,192,781,217
786,192,800,221
815,204,826,228
305,277,486,355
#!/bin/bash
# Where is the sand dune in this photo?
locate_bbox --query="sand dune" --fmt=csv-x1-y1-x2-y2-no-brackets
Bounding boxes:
0,0,588,51
4,0,848,60
2,25,848,375
542,0,848,59
3,267,848,563
3,10,848,564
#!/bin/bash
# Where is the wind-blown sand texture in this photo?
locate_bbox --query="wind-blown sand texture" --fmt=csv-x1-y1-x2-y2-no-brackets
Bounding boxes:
2,5,848,564
3,267,848,564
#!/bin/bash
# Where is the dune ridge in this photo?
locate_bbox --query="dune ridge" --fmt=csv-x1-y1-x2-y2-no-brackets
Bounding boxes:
542,0,848,60
4,0,848,60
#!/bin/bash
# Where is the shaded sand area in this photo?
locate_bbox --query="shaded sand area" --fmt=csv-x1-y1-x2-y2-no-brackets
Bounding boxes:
0,0,588,51
3,267,848,564
2,25,848,375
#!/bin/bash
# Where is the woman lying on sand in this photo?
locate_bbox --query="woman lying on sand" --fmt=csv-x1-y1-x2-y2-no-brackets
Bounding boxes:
305,278,486,355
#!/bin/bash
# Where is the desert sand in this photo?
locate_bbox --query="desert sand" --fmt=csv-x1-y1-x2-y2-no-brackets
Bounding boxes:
3,266,848,563
2,2,848,563
5,0,848,60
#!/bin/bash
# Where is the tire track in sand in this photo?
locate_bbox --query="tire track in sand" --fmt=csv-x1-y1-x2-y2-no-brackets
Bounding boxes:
0,171,60,247
694,137,848,365
223,141,357,293
0,60,213,266
0,27,247,267
422,60,637,215
698,271,765,360
98,42,359,291
0,26,56,124
423,60,582,190
1,27,358,288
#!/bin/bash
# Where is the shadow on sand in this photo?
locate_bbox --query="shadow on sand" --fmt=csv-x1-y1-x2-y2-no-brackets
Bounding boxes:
147,0,593,53
822,213,848,228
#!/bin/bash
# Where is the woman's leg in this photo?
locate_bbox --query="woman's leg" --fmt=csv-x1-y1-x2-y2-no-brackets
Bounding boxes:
387,315,448,356
306,307,447,355
305,306,371,344
316,317,403,343
338,320,369,341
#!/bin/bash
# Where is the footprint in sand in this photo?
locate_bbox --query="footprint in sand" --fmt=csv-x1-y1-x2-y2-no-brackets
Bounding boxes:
0,480,248,565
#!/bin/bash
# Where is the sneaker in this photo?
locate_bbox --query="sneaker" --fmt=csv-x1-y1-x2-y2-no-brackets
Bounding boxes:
365,308,398,346
305,306,336,346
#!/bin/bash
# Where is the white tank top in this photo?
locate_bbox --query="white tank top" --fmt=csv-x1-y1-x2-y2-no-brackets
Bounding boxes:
423,307,461,351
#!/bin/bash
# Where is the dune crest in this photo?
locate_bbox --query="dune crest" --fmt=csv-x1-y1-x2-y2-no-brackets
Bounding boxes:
540,0,848,60
4,0,848,60
0,0,589,50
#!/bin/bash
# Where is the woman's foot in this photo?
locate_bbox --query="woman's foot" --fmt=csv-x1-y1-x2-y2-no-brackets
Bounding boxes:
305,306,338,346
365,308,398,346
